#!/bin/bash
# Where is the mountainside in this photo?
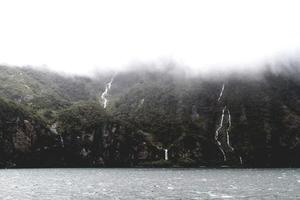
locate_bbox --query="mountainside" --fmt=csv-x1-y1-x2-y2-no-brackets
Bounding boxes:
0,97,60,167
0,65,108,121
0,65,300,167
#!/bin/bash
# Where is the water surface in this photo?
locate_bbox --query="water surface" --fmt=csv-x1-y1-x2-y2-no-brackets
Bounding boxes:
0,168,299,199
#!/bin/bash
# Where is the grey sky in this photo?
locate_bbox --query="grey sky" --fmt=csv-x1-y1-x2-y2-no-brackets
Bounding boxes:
0,0,299,75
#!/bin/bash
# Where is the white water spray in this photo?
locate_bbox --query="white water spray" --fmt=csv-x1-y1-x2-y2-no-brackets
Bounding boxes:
164,149,168,160
50,123,58,134
100,75,115,109
138,98,145,108
50,123,64,147
140,98,144,106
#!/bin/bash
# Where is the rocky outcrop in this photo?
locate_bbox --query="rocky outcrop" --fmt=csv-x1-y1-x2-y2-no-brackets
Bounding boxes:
0,98,60,167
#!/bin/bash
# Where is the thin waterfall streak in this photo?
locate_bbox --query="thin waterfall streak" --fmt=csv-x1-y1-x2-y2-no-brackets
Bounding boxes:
218,83,225,102
100,74,116,109
239,156,243,165
215,106,226,140
226,109,234,151
164,149,168,160
219,147,227,161
215,106,227,161
60,135,64,148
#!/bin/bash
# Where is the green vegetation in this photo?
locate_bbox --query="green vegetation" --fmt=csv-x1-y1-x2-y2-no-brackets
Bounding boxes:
0,65,300,167
58,101,108,136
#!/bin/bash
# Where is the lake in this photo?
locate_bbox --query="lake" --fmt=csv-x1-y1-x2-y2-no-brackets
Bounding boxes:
0,168,299,199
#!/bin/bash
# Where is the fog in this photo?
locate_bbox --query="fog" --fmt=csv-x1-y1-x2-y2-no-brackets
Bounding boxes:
0,0,300,76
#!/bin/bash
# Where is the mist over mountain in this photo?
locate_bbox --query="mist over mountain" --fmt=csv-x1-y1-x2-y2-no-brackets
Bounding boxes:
2,2,300,200
0,61,300,168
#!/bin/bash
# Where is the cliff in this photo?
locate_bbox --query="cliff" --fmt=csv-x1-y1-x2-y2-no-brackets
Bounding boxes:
0,65,300,167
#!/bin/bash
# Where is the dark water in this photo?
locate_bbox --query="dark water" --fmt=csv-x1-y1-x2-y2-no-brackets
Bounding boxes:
0,168,299,199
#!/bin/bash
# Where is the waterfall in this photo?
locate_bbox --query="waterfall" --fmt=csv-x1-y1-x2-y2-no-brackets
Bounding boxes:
154,145,169,161
50,123,58,134
215,83,243,165
239,156,243,165
226,109,234,151
100,75,115,109
164,149,168,160
140,98,145,106
215,106,227,161
50,122,64,148
59,135,64,148
138,98,145,108
217,83,225,102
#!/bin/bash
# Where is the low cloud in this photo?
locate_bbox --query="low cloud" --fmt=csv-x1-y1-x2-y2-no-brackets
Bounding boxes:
0,0,300,77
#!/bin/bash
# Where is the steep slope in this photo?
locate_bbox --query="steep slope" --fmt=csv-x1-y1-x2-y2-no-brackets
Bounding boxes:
0,65,108,121
109,68,300,167
0,65,300,167
0,97,61,167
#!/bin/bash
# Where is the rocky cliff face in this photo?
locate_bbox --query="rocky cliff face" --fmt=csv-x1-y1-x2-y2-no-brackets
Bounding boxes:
0,65,300,167
0,98,61,167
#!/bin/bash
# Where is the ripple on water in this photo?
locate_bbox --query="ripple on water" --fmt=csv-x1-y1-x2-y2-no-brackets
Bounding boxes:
0,168,299,200
196,191,234,199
